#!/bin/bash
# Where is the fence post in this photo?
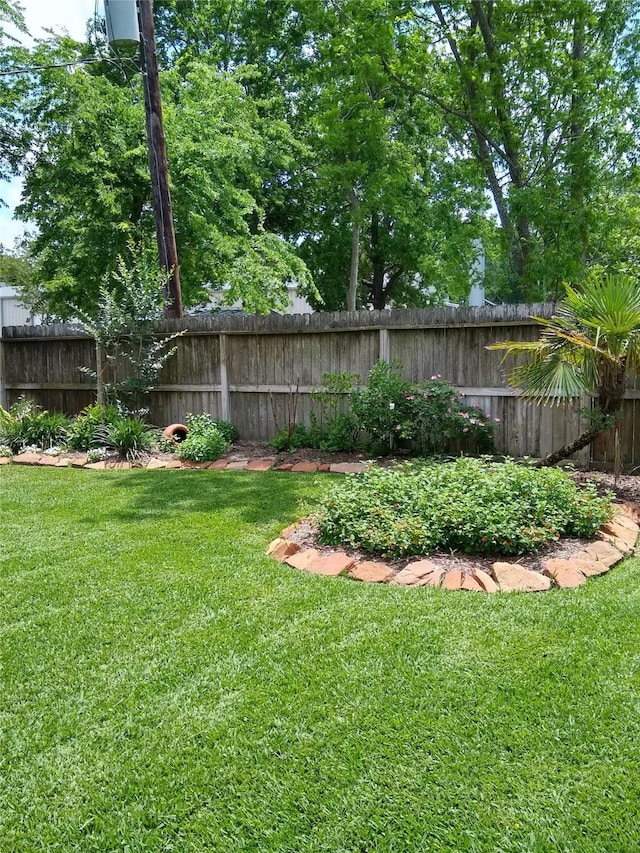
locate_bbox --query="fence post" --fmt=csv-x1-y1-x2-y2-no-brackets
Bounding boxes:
219,333,231,421
379,328,391,364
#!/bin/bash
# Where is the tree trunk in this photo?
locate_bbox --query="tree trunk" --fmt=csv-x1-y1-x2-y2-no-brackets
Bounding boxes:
370,211,386,309
431,1,533,295
95,341,106,408
347,188,360,312
537,380,625,467
535,422,605,468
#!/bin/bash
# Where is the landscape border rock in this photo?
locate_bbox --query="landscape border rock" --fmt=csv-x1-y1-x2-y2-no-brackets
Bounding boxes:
267,505,639,593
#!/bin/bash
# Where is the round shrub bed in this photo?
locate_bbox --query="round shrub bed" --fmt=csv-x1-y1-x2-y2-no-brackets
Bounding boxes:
316,458,613,558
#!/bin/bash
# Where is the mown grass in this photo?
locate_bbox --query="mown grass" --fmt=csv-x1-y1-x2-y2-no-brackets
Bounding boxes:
1,465,640,852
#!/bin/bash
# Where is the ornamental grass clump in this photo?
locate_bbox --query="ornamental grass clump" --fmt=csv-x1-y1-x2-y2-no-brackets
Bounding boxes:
66,404,122,450
316,458,613,558
0,398,70,452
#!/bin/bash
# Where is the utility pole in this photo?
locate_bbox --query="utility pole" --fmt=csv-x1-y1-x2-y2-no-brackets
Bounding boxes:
137,0,183,318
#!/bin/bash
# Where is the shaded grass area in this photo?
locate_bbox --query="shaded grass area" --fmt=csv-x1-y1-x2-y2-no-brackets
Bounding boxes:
1,466,640,852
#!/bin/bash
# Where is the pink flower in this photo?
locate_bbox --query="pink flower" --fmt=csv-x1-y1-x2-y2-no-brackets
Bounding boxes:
494,417,501,423
395,424,402,430
463,427,469,433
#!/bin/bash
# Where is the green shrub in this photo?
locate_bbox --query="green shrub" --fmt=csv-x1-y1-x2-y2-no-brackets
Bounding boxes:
210,419,239,444
350,361,413,454
102,418,155,460
307,412,358,452
307,372,359,452
179,413,230,462
0,398,70,451
350,362,495,456
67,404,121,450
410,378,495,455
316,458,613,558
269,423,310,452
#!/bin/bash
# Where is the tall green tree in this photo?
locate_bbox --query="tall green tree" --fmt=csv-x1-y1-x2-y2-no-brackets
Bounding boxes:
0,0,28,185
4,37,312,318
286,2,488,309
387,0,640,300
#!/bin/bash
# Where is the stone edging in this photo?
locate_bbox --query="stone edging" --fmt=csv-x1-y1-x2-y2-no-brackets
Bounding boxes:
0,453,369,474
265,504,640,592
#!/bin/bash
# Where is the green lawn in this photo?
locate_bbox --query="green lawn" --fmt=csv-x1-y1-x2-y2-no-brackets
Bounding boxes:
1,466,640,852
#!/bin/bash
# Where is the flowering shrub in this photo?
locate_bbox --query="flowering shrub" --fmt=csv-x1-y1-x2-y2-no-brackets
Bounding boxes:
411,378,495,455
350,361,495,456
316,458,613,558
350,361,415,454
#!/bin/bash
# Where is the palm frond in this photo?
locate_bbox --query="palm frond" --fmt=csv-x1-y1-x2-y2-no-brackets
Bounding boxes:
510,357,589,406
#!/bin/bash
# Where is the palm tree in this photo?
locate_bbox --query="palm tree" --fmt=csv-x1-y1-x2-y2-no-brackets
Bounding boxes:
489,274,640,467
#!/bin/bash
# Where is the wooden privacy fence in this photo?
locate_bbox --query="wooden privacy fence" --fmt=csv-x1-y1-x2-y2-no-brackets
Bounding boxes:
2,303,640,466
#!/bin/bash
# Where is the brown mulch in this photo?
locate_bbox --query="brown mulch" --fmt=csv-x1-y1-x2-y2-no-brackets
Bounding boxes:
224,440,397,466
574,470,640,504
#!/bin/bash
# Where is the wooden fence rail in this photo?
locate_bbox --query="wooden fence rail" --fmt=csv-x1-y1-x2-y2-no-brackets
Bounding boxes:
1,304,638,466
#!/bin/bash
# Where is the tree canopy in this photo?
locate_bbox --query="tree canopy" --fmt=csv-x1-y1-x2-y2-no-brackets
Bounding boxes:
2,0,640,316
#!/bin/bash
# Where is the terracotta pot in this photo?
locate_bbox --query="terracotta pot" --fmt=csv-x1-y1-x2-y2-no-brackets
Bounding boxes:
162,423,189,443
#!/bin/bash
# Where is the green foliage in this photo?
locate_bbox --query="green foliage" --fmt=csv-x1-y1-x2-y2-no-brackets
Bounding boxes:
491,273,640,463
307,412,358,453
4,39,314,318
208,419,239,445
0,398,70,451
350,361,495,456
316,458,612,559
5,2,640,312
179,413,230,462
0,246,32,290
410,380,495,456
269,423,310,452
102,418,155,461
307,372,359,452
66,404,121,451
350,361,413,454
77,248,183,417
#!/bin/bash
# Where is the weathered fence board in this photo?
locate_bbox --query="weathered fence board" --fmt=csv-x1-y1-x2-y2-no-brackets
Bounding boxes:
0,304,635,464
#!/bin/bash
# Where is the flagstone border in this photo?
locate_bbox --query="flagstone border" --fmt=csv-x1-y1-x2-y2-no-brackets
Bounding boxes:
1,453,370,475
266,503,640,593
